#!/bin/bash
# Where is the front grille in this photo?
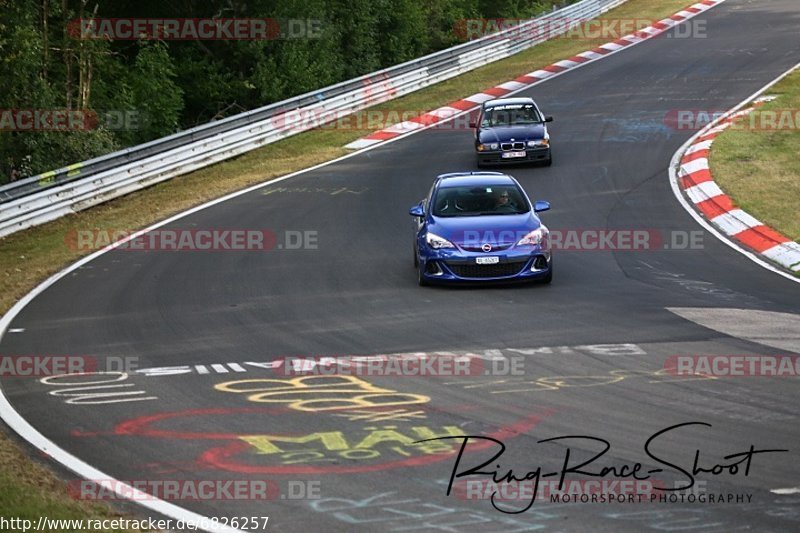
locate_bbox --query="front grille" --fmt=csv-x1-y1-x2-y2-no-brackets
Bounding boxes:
500,142,525,151
446,259,528,279
460,244,513,253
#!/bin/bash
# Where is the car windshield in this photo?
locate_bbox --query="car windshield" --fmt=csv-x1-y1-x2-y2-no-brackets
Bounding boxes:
481,104,542,127
432,184,530,217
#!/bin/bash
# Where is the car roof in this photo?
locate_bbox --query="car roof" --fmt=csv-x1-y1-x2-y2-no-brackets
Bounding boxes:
483,97,536,109
436,172,516,188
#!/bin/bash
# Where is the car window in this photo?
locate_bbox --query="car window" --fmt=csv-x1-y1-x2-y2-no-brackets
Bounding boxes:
481,105,542,127
432,184,530,217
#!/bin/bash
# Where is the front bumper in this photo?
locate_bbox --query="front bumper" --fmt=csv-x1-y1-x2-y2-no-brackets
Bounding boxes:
419,246,552,284
477,146,550,165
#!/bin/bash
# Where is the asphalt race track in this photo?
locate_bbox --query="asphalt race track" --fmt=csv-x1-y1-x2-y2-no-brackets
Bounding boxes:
2,1,800,531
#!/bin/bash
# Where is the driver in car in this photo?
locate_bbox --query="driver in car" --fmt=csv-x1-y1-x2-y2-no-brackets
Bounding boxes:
493,190,518,212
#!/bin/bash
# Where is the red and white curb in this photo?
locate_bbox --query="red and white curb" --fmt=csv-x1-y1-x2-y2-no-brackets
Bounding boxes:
676,97,800,275
345,0,728,150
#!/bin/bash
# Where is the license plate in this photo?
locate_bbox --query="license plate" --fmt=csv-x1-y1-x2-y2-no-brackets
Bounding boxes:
501,151,526,159
476,256,500,265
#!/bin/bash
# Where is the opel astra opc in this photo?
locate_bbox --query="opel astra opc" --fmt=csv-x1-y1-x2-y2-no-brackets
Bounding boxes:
409,172,552,286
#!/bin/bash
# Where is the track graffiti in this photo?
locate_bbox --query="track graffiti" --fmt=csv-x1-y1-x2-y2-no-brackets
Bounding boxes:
451,367,717,395
73,375,553,475
40,372,157,405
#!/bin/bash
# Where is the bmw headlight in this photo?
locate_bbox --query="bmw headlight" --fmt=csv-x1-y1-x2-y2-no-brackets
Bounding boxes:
477,143,499,152
516,227,547,246
426,232,455,249
527,139,549,147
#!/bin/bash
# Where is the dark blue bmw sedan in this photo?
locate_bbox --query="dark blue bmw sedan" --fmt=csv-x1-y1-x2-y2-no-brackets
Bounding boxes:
409,172,552,286
471,97,553,167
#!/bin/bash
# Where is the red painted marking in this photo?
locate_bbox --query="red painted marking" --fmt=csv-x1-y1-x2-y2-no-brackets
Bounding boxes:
670,14,686,21
198,413,551,475
696,195,736,219
652,21,670,31
365,130,401,141
697,131,719,143
733,226,791,253
515,75,539,84
680,169,713,188
686,6,702,13
82,405,554,475
409,113,443,126
591,47,612,55
72,407,291,440
614,38,633,46
449,99,478,111
701,0,716,6
681,149,709,164
483,87,512,97
568,55,590,64
543,64,566,73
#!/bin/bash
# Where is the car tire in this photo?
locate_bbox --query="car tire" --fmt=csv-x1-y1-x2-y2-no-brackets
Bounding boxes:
417,264,429,286
413,244,419,268
540,263,553,284
543,153,553,167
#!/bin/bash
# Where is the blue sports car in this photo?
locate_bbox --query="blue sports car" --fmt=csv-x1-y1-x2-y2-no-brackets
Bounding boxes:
409,172,552,286
470,97,553,167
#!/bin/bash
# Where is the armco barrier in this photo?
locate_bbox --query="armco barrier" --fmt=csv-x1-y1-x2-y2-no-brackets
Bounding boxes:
0,0,627,238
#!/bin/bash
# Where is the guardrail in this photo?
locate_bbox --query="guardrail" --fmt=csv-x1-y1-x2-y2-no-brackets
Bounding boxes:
0,0,627,238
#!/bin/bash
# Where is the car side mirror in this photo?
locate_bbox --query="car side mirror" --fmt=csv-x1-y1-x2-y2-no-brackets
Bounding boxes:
409,203,425,217
545,116,554,123
534,200,550,213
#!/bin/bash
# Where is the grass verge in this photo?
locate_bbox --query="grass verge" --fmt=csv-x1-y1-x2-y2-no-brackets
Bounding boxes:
709,68,800,243
0,0,709,526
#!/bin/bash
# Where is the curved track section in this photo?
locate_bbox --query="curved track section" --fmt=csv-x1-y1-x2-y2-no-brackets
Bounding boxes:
2,1,800,531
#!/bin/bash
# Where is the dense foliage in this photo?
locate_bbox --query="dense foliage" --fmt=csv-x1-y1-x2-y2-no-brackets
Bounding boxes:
0,0,567,183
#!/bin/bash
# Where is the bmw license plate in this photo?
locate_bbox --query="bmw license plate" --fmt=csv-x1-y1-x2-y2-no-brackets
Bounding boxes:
476,256,500,265
501,151,526,159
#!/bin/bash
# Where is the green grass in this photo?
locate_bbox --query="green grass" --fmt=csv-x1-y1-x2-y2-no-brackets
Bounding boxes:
710,68,800,243
0,0,706,526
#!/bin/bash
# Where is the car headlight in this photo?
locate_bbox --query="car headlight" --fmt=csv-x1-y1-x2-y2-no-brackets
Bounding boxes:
527,139,549,147
516,227,547,246
426,232,455,249
477,143,499,152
